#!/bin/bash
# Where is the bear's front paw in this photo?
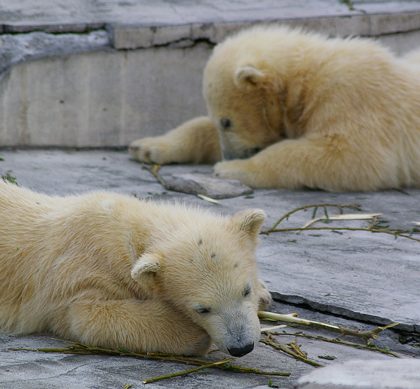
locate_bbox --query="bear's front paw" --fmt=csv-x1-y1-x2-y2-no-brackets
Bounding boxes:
213,160,251,182
129,137,176,165
256,279,272,311
184,333,213,357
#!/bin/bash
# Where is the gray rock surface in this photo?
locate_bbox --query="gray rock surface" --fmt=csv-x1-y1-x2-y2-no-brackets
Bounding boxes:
0,148,419,388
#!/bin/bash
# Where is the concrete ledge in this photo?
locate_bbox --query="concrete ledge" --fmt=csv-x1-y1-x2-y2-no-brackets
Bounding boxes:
2,23,105,34
108,12,420,50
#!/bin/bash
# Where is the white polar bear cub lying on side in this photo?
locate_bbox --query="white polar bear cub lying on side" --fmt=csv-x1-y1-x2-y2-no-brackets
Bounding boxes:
0,181,271,357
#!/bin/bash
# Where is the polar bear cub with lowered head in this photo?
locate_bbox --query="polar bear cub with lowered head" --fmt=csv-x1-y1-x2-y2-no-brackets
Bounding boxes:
0,181,271,357
130,26,420,192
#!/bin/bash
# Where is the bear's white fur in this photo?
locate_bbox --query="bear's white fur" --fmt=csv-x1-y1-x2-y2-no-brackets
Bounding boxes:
0,181,271,356
130,26,420,192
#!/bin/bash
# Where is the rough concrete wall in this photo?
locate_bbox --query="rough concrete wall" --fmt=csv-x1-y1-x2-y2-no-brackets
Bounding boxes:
0,43,211,147
0,20,419,147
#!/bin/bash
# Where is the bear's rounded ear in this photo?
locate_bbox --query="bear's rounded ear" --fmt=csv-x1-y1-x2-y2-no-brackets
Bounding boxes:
234,66,265,89
232,209,267,240
131,253,161,286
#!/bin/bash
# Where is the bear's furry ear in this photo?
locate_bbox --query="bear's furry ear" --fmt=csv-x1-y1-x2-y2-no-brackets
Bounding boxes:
232,209,267,239
235,66,265,89
131,253,161,286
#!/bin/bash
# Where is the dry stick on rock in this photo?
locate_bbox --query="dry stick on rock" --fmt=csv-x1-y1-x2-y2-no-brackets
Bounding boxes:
260,203,420,242
260,334,324,367
269,331,401,358
287,337,308,359
10,340,291,381
261,321,400,366
142,356,291,384
263,203,361,233
262,225,420,242
140,161,168,188
142,358,234,384
259,311,399,344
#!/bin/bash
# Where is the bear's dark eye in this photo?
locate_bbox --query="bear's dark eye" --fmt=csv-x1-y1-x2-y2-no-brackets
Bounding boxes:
220,118,232,130
195,306,211,314
242,284,252,297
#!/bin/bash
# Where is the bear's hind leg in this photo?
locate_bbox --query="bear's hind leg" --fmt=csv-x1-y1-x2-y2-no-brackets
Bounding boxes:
129,116,221,165
56,294,212,356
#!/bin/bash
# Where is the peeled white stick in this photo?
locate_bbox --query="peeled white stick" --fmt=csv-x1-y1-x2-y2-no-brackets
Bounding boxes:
302,213,382,229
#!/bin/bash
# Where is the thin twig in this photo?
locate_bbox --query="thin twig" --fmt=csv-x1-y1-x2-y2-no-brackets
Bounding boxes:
10,340,290,378
140,161,168,188
287,337,308,358
263,203,361,233
261,203,420,242
259,311,399,343
268,331,401,358
368,214,379,230
11,340,217,366
221,365,290,376
260,226,420,242
142,358,234,384
260,334,324,367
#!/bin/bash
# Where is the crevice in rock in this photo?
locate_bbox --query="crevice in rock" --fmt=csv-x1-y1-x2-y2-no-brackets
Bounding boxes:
271,292,419,335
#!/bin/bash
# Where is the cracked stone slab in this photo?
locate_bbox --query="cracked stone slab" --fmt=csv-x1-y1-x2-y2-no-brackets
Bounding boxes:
220,189,420,334
164,173,253,199
0,149,419,388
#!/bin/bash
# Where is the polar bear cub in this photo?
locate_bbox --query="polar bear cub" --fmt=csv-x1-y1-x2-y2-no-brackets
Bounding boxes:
0,181,271,357
130,26,420,192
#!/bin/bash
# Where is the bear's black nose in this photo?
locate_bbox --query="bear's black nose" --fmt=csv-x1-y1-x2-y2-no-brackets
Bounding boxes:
227,342,254,357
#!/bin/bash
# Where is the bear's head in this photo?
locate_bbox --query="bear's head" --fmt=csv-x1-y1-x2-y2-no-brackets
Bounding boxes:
131,208,268,357
202,27,307,161
204,62,285,161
